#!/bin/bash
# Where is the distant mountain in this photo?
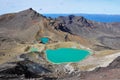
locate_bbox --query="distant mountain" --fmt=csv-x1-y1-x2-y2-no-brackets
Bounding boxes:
51,15,120,49
43,14,120,22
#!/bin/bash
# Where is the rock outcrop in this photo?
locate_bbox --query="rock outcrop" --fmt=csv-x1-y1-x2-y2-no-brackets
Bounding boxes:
0,60,55,80
0,56,119,80
79,56,120,80
58,56,120,80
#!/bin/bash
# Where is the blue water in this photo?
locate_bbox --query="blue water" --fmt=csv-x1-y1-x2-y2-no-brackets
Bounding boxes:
40,37,49,44
45,48,90,64
43,14,120,23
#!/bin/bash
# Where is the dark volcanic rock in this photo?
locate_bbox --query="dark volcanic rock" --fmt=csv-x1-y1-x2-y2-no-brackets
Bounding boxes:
55,15,93,34
56,15,120,38
16,60,51,76
107,56,120,69
0,60,52,79
79,56,120,80
60,56,120,80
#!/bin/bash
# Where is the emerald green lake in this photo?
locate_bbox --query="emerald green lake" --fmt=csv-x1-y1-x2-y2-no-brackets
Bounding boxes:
45,48,90,64
40,37,49,44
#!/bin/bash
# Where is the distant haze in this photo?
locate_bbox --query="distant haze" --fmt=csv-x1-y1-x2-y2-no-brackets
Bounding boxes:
0,0,120,15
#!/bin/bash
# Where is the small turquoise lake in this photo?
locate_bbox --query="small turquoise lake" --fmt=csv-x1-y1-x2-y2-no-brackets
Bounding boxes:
40,37,49,44
45,48,90,64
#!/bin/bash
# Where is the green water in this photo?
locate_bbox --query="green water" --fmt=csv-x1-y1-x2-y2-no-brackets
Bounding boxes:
40,37,49,44
45,48,90,64
30,47,38,52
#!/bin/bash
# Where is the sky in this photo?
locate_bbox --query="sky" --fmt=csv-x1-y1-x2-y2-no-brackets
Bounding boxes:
0,0,120,15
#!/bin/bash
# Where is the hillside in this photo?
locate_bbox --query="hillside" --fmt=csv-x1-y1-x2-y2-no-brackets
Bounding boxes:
0,8,91,50
0,8,120,80
52,15,120,49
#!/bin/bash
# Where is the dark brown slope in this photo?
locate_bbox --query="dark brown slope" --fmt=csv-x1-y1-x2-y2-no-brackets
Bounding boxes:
60,56,120,80
79,56,120,80
53,15,120,49
55,15,120,38
0,8,44,42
